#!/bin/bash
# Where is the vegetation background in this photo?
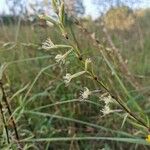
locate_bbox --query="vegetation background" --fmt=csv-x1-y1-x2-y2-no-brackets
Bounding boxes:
0,0,150,149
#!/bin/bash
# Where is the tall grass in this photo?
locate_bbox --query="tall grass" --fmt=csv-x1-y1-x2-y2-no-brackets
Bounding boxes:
0,1,150,149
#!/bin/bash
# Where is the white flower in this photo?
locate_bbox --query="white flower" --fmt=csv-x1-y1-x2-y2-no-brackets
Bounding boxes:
80,87,91,100
103,95,113,105
101,105,112,115
100,94,113,105
63,71,86,86
101,105,122,116
42,38,54,50
63,73,72,85
55,49,72,64
55,54,65,63
100,93,116,116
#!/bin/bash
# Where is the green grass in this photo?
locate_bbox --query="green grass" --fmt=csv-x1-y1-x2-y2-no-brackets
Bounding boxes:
0,10,150,149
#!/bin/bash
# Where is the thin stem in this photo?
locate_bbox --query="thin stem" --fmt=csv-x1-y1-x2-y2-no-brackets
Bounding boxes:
0,102,10,144
0,80,19,141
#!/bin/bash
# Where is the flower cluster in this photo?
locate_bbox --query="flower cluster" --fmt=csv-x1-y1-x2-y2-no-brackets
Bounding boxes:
80,87,92,100
42,38,55,50
63,71,86,86
55,49,72,64
101,104,113,115
100,93,114,116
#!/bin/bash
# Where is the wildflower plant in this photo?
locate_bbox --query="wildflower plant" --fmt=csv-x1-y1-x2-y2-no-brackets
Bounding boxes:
39,0,150,145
